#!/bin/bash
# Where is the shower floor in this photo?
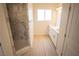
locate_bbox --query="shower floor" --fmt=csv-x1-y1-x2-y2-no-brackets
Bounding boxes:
14,39,29,51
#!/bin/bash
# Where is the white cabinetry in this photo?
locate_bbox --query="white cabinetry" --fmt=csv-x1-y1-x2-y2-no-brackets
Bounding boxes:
49,25,59,47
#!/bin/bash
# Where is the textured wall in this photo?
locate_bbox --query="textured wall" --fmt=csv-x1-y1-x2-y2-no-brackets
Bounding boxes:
7,4,29,51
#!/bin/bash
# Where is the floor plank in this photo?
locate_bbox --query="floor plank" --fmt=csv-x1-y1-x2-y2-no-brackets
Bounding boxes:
22,35,57,56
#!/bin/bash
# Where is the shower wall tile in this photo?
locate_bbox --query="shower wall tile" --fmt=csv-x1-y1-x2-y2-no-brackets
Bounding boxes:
7,4,29,51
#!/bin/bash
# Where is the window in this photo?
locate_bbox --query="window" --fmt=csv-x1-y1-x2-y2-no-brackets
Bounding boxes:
37,9,44,21
37,9,52,21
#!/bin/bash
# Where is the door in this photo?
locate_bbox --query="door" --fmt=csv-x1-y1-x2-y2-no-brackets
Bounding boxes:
62,4,79,56
28,3,33,47
56,4,70,55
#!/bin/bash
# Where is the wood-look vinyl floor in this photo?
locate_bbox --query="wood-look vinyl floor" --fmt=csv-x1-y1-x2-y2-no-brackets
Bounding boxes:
22,35,58,56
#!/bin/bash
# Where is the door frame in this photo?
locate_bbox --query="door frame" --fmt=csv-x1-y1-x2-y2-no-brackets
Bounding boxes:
56,3,71,56
0,4,15,56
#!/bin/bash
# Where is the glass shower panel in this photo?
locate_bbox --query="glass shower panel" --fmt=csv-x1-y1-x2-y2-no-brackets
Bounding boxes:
7,4,29,51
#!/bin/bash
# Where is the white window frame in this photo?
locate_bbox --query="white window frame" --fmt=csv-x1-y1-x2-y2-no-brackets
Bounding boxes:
37,9,52,21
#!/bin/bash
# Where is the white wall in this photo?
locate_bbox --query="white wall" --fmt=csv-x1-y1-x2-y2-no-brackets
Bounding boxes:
34,21,50,35
33,4,58,35
28,3,34,46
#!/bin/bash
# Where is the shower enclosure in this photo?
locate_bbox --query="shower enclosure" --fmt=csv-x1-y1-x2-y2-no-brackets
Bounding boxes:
6,3,30,54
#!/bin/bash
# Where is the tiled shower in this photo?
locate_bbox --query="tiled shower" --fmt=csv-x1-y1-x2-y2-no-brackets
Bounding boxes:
6,4,30,51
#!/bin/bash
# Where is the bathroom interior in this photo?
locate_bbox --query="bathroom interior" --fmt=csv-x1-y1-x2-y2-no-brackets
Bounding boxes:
10,3,62,55
0,3,63,55
7,3,62,55
0,3,79,56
